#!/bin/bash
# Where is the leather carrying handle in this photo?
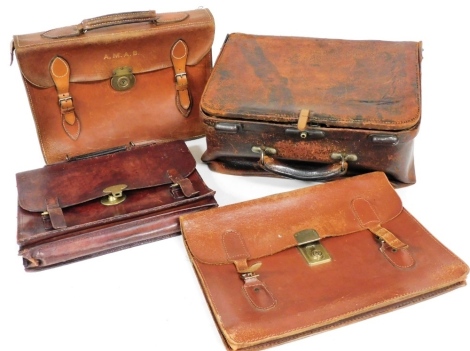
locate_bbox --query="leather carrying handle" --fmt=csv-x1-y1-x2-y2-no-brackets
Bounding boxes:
41,10,189,39
80,11,158,32
260,154,348,181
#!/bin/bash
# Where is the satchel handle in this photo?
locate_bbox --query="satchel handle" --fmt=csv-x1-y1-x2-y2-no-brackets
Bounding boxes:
256,150,357,181
80,11,159,32
41,11,189,39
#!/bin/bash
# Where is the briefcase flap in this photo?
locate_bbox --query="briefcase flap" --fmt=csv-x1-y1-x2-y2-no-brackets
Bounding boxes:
13,9,214,88
201,33,422,132
16,140,196,214
182,172,403,265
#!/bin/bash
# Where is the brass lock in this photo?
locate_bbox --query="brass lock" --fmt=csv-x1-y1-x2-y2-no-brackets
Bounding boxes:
101,184,128,206
295,229,332,266
111,66,135,91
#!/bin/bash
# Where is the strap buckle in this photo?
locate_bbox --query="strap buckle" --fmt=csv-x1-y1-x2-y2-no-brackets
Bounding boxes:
58,95,73,107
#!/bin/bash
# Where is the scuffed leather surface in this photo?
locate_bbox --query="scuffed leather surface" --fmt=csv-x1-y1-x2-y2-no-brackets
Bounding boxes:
14,9,214,86
180,172,468,350
183,172,402,264
202,33,421,131
16,140,217,270
12,8,215,164
202,115,418,184
200,33,421,185
16,141,196,212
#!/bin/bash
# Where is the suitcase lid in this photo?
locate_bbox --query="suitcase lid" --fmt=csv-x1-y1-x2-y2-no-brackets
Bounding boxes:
201,33,422,131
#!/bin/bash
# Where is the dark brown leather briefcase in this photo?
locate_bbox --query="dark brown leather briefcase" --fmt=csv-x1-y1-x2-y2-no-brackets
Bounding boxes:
16,140,217,271
11,8,214,164
201,33,422,186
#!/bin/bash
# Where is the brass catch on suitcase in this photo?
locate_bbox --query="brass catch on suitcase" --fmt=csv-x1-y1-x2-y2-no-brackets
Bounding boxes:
295,229,331,266
101,184,128,206
111,67,135,91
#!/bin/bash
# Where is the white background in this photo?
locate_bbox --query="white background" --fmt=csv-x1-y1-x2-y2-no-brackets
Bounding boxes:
2,1,469,350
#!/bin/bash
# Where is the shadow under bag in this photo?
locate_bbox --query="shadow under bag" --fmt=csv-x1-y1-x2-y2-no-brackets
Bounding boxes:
180,172,468,350
201,33,422,186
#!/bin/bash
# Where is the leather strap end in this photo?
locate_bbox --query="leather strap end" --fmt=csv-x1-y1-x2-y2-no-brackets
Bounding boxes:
371,224,408,250
45,198,67,229
242,275,276,310
50,56,81,139
171,40,192,115
297,109,309,131
167,169,198,198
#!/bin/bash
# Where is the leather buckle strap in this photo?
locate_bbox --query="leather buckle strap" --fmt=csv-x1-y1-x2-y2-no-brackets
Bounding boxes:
167,169,198,198
45,197,66,229
171,40,192,117
50,56,81,140
223,230,276,310
297,109,309,131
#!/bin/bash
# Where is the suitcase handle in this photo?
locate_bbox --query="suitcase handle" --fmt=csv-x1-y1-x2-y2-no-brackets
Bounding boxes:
259,153,349,181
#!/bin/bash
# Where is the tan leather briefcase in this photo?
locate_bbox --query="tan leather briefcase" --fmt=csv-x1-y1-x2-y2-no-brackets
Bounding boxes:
180,172,468,350
201,33,422,186
11,8,214,164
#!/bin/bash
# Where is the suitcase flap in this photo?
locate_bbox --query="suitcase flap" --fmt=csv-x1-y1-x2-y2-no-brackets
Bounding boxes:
16,140,197,213
12,8,215,88
201,33,422,132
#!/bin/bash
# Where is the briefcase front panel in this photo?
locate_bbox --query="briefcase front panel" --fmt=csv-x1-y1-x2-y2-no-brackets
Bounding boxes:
201,33,422,185
12,9,215,164
17,140,217,270
180,172,468,350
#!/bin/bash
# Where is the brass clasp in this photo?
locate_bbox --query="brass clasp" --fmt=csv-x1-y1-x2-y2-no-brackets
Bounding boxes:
101,184,128,206
251,146,277,165
294,229,331,266
331,153,358,171
111,66,135,91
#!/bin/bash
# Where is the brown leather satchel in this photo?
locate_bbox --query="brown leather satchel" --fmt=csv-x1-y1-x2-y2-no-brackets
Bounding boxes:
11,8,214,164
201,33,422,186
180,172,468,350
16,140,217,271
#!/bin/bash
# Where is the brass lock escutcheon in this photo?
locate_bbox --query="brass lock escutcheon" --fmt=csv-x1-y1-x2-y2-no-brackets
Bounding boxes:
294,229,331,266
101,184,128,206
111,66,135,91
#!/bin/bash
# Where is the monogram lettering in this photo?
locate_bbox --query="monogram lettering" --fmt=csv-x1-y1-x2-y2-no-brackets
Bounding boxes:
103,51,138,60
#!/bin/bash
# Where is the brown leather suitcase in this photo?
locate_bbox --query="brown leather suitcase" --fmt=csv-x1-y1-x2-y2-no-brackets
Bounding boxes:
16,140,217,271
201,33,422,186
180,172,468,350
11,8,215,164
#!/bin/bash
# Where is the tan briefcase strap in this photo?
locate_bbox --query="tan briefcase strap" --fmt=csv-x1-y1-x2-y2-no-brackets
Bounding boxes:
171,40,192,117
49,56,81,140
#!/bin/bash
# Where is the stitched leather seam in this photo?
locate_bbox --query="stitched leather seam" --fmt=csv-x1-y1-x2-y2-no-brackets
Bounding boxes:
381,247,415,269
171,41,188,60
216,279,467,344
50,57,69,79
350,197,380,227
62,115,80,140
222,230,250,261
193,253,467,345
242,284,277,310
